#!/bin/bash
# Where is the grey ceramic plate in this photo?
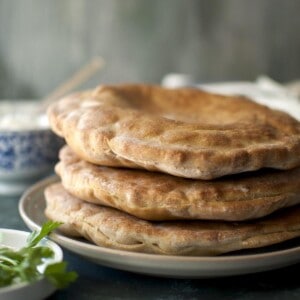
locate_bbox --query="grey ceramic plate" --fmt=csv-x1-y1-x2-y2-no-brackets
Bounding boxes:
18,176,300,278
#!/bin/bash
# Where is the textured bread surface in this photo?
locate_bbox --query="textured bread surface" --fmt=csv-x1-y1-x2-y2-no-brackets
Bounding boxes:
47,84,300,179
44,183,300,256
56,146,300,221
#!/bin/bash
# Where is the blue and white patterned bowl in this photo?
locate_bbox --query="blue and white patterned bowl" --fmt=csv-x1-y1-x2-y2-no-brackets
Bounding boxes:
0,101,64,195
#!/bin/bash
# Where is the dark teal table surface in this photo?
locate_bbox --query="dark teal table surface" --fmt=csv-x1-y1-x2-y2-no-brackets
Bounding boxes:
1,195,300,300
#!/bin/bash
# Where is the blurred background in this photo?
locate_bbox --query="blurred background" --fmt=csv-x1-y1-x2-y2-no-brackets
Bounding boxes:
0,0,299,99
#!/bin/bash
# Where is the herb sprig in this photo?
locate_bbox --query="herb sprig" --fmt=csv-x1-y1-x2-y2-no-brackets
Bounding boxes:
0,221,77,289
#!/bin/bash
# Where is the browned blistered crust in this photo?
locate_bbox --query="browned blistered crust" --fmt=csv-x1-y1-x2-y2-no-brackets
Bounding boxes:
56,146,300,221
45,183,300,256
47,84,300,179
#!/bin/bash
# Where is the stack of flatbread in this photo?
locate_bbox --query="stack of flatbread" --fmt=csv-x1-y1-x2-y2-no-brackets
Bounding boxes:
46,84,300,256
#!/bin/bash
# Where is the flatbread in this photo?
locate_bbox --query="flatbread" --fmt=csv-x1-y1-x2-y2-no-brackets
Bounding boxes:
47,84,300,179
44,183,300,256
56,146,300,221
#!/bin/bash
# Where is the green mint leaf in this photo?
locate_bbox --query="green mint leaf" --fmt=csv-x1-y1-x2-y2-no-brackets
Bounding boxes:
44,262,78,289
0,267,16,287
0,221,77,288
26,221,62,248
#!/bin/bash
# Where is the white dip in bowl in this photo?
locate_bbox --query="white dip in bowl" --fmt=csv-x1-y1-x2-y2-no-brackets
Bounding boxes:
0,101,64,196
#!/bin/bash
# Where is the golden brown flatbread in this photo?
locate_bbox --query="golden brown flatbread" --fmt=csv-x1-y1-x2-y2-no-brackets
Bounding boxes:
47,84,300,180
44,183,300,256
56,146,300,221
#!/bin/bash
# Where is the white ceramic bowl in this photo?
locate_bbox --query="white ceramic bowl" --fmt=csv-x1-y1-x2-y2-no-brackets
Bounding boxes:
0,101,64,195
0,228,63,300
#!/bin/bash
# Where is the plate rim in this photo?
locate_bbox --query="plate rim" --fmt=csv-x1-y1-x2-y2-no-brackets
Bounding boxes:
18,175,300,278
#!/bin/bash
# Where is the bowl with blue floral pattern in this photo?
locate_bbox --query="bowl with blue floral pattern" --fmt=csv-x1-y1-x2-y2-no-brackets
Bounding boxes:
0,101,64,195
